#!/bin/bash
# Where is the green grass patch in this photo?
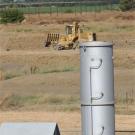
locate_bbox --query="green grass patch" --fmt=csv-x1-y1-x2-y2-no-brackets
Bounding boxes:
84,23,135,33
115,25,135,32
0,94,80,111
4,72,21,80
0,95,40,110
15,28,33,32
0,8,24,24
2,66,77,80
39,66,76,74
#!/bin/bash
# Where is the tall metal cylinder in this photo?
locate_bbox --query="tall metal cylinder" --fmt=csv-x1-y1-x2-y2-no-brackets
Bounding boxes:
80,41,115,135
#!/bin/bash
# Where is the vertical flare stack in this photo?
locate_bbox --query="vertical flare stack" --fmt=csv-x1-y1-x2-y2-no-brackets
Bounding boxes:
80,41,115,135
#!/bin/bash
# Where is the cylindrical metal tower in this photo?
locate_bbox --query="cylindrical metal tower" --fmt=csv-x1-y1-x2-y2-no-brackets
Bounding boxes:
80,41,115,135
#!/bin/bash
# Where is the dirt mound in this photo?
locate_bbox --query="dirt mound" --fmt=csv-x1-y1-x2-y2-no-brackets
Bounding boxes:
25,13,88,25
114,12,135,20
24,11,135,25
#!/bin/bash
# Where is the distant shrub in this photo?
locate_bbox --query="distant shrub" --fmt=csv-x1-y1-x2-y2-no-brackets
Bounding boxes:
119,0,135,11
4,73,20,80
0,8,25,24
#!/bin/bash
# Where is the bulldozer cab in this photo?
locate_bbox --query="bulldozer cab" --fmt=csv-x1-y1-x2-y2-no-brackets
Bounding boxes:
65,25,73,35
65,22,80,36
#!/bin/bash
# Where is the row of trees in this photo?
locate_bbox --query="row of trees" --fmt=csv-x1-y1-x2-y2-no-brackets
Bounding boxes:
120,0,135,11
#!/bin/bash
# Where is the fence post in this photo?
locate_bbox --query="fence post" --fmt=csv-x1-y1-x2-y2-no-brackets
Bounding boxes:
49,6,52,16
126,92,129,114
80,3,82,15
131,89,134,104
57,6,59,16
37,6,40,18
74,6,76,16
86,6,88,15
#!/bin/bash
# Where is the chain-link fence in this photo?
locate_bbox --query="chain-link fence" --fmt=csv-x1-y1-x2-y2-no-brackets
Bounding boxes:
0,1,119,15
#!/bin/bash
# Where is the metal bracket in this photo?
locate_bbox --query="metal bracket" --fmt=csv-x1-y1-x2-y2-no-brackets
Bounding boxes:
92,92,104,101
82,46,86,52
90,58,103,103
90,58,102,69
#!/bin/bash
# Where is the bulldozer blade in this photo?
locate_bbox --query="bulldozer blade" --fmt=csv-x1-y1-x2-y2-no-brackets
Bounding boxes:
45,33,60,47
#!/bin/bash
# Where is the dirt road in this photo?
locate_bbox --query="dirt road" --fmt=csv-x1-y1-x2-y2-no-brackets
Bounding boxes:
0,111,135,131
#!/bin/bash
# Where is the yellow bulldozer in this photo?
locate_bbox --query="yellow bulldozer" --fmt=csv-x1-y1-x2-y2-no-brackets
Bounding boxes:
44,22,96,50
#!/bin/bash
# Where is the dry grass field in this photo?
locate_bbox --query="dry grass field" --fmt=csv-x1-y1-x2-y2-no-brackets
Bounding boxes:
0,11,135,134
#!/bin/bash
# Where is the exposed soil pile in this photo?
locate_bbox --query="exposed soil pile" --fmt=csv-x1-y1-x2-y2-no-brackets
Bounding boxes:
24,11,135,24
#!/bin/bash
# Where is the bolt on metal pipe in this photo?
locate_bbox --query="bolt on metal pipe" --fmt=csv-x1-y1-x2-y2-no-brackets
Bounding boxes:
80,41,115,135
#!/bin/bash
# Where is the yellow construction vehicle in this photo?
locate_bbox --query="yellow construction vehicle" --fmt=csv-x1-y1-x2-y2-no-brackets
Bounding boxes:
44,22,96,50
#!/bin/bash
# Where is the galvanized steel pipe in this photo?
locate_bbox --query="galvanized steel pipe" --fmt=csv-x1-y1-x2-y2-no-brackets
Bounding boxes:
80,41,115,135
